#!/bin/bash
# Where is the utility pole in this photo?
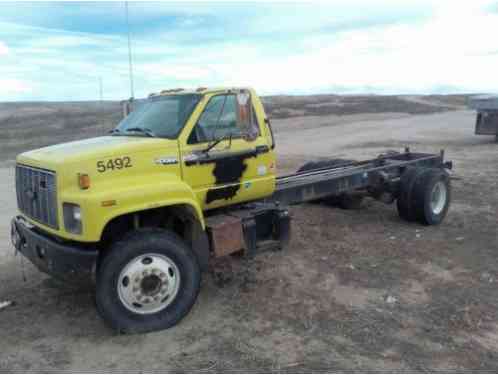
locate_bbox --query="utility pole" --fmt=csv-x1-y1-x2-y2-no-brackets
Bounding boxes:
99,76,103,103
125,1,135,100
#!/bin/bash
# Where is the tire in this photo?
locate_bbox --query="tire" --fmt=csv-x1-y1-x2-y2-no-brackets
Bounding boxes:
411,168,451,225
396,167,424,221
96,228,201,334
297,158,355,173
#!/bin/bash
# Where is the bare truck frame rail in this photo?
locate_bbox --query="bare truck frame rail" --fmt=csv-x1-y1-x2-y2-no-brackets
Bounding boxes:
270,148,452,206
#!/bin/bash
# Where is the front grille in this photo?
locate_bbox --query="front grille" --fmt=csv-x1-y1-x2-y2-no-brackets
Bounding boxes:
16,164,58,229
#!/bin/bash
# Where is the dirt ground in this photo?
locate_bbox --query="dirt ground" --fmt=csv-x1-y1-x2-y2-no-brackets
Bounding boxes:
0,102,497,372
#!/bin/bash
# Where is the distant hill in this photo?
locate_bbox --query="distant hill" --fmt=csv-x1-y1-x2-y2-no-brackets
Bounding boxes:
0,101,122,162
0,94,468,161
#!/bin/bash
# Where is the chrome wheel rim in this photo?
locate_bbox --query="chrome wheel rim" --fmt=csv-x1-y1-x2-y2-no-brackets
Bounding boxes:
117,253,180,314
430,181,447,215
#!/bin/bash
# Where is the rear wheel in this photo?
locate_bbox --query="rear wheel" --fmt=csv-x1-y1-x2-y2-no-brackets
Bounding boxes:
96,228,201,334
411,168,451,225
396,167,424,222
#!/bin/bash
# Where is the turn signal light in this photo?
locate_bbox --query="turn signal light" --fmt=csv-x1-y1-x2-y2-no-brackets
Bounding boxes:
78,174,91,190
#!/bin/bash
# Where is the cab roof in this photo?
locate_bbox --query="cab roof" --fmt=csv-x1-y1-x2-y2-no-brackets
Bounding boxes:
148,87,253,98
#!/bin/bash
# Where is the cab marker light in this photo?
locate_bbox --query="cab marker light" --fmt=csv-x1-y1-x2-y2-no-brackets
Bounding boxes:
101,200,117,207
78,174,91,190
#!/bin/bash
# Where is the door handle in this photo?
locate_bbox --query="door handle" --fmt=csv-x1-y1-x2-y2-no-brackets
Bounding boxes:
255,145,270,155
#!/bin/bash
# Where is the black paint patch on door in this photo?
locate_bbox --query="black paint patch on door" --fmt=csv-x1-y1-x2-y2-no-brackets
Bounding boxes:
206,185,241,204
205,153,252,204
212,154,248,184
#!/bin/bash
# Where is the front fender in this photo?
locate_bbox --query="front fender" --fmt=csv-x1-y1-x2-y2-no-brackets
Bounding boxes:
62,175,204,242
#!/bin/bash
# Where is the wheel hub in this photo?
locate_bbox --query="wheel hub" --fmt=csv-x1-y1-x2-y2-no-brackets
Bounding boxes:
141,274,163,296
430,181,447,215
118,254,180,314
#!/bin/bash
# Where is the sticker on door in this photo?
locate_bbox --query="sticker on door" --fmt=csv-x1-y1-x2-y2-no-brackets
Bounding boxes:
257,165,267,176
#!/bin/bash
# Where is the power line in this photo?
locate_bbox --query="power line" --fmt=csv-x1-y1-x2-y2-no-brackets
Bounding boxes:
125,1,135,99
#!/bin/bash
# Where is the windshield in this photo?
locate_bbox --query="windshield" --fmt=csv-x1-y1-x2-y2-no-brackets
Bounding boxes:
114,94,201,138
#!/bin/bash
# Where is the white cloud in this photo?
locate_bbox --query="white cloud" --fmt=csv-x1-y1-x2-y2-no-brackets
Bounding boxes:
0,41,9,55
139,63,214,81
0,78,32,96
1,0,498,100
201,0,498,95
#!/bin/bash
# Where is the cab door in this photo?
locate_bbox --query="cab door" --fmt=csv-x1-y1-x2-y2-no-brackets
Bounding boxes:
179,91,275,210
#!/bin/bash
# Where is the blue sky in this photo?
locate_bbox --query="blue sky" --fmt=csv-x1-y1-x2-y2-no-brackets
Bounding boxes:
1,1,498,101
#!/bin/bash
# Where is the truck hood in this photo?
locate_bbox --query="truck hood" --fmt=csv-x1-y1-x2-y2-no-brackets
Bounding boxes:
17,136,177,169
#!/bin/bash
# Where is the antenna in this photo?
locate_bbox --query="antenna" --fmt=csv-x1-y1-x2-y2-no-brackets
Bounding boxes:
125,1,135,99
99,76,105,134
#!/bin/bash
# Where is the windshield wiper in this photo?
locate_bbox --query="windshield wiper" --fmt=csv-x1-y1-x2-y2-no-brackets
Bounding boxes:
109,128,120,134
124,127,157,137
203,133,232,153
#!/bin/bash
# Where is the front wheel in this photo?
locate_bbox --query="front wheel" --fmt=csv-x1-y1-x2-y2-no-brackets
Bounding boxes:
96,228,201,334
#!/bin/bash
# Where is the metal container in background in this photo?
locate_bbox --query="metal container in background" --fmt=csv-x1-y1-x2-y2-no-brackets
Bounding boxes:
468,95,498,141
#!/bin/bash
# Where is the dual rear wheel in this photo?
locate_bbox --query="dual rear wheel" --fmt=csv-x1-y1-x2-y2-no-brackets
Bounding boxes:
397,167,451,225
298,159,451,224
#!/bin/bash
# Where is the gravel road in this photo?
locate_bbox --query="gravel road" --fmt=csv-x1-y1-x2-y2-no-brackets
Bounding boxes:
0,109,497,372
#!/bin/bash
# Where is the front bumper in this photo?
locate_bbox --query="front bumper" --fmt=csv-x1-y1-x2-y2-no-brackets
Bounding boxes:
11,216,98,283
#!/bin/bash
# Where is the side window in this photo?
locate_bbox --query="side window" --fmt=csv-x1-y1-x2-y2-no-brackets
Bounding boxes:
236,92,260,141
189,95,241,144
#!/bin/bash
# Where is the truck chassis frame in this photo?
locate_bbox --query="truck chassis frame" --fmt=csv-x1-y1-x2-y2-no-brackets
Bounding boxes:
271,148,451,205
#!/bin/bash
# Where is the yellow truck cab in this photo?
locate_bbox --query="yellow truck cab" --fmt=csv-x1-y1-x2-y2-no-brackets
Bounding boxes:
15,88,276,242
11,87,453,333
11,87,287,333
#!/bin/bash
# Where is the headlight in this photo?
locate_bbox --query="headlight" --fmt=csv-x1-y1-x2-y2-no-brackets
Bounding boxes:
73,207,81,221
63,203,82,234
